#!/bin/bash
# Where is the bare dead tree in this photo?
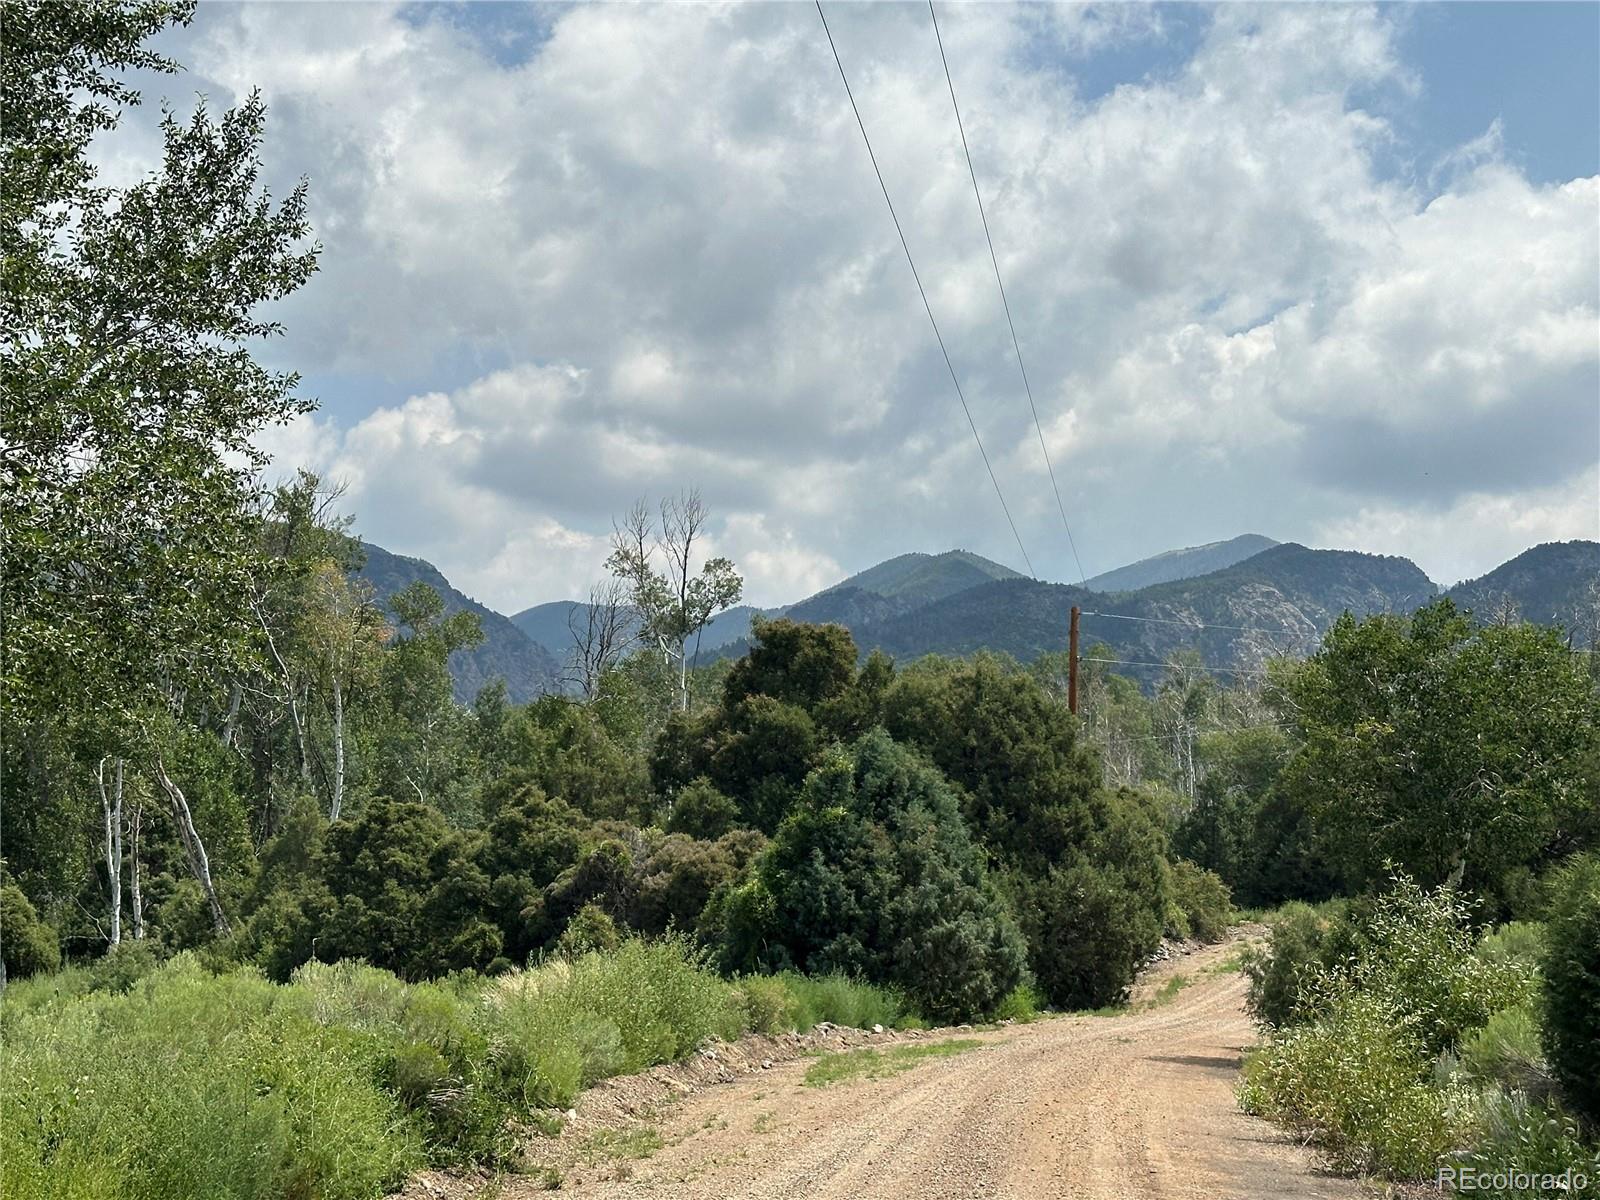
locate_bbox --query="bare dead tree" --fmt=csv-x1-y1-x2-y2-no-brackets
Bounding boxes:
660,490,710,639
1488,592,1522,628
566,577,637,700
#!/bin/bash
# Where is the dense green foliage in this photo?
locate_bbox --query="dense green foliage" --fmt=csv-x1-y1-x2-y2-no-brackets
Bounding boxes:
1167,860,1233,943
720,730,1027,1021
0,940,909,1198
881,655,1176,1007
1240,900,1356,1028
1279,603,1599,910
0,884,60,980
1174,726,1338,907
1542,854,1600,1125
1242,882,1599,1185
3,0,318,740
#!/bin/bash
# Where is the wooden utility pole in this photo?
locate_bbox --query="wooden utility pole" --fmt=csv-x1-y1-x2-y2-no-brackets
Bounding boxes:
1068,605,1080,715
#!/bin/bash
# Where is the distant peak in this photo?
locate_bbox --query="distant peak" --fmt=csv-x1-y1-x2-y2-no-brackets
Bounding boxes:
1084,534,1279,593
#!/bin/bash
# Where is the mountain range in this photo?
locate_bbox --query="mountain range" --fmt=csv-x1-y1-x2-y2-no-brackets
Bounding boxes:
354,537,1599,702
356,542,562,702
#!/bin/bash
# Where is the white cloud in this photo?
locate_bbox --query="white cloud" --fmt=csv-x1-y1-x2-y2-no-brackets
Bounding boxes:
102,1,1597,606
718,514,844,607
1315,466,1600,587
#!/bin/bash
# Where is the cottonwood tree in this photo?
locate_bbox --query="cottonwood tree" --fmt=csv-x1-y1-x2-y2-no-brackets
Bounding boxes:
304,561,386,820
96,757,124,944
1156,652,1216,800
1,0,319,934
607,491,743,711
1054,649,1162,789
1280,601,1600,906
375,583,484,816
244,472,378,819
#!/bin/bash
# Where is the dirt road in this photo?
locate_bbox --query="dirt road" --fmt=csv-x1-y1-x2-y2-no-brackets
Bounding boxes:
497,936,1364,1200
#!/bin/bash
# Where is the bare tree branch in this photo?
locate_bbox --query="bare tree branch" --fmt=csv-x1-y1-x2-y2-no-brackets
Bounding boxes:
566,577,637,700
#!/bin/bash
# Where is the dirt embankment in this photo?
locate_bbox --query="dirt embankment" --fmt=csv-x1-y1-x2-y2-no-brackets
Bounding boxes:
407,932,1373,1200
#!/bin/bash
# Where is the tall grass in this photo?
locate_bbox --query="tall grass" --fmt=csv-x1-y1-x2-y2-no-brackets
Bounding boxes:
1,939,915,1198
736,971,915,1033
1240,990,1465,1176
485,938,745,1109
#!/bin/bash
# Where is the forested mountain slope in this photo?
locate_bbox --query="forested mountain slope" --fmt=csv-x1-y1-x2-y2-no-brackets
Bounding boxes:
373,537,1595,700
508,551,1023,676
841,544,1436,682
1444,540,1599,643
823,549,1023,603
357,542,562,702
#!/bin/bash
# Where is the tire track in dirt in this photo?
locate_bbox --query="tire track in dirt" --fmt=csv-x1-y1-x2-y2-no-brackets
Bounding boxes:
476,935,1367,1199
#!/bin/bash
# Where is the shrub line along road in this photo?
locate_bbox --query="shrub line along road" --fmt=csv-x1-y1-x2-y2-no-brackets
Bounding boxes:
506,935,1367,1199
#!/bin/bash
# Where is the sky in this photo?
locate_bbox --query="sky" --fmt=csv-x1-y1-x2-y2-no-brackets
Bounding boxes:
107,1,1599,610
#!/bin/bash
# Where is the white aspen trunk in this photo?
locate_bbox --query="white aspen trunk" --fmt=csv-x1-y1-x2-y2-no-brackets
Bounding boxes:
331,673,346,822
98,757,123,945
220,680,243,748
152,756,231,935
299,684,310,790
280,677,309,776
677,637,689,712
129,802,145,939
254,601,309,780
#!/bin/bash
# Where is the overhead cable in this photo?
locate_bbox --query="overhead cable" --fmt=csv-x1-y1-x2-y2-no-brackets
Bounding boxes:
815,0,1034,578
928,0,1086,584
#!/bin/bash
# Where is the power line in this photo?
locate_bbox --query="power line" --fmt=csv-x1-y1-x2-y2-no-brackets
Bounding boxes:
927,0,1085,586
814,0,1034,579
1078,610,1300,636
1103,720,1296,746
1081,656,1274,678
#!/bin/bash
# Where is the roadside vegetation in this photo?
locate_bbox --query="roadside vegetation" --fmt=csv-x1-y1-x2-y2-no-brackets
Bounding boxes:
1240,870,1600,1193
0,938,911,1198
4,6,1598,1200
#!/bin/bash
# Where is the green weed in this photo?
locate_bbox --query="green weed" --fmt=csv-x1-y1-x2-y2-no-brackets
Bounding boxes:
577,1127,663,1163
993,982,1043,1022
2,934,934,1197
1149,973,1192,1007
802,1038,982,1087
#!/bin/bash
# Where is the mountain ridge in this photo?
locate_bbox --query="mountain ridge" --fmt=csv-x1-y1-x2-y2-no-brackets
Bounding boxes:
355,542,562,703
362,537,1597,701
1443,540,1599,634
1083,533,1280,592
